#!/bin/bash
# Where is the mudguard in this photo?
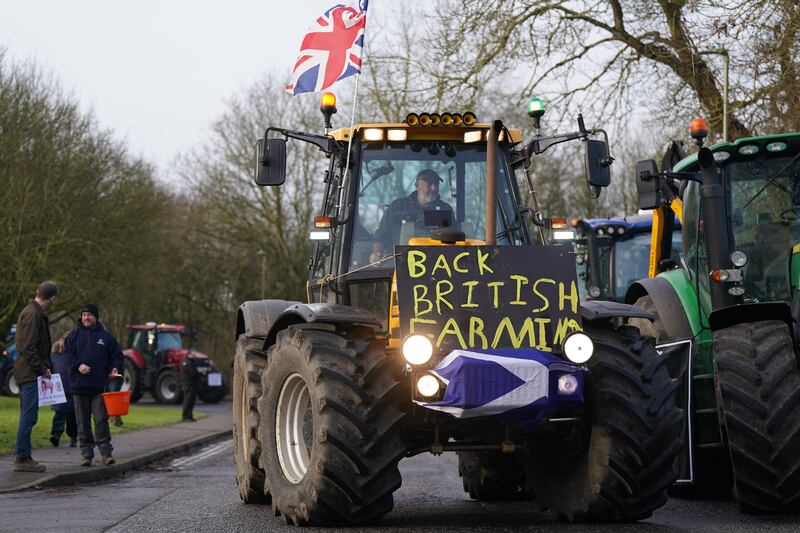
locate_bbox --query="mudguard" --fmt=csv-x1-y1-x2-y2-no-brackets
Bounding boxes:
264,303,381,347
626,276,693,339
123,348,145,370
709,302,793,332
236,299,301,340
236,299,381,348
580,300,654,322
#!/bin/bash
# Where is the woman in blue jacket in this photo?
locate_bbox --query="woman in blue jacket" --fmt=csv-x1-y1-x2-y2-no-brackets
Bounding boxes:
49,333,77,447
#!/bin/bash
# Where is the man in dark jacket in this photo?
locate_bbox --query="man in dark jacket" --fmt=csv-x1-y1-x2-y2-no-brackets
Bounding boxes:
63,303,123,466
369,169,455,263
12,280,58,473
180,353,200,422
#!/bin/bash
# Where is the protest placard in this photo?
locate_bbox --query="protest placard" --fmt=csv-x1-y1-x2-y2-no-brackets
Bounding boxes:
38,373,67,406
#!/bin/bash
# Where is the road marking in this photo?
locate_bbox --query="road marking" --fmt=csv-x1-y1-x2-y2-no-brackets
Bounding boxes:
170,439,233,468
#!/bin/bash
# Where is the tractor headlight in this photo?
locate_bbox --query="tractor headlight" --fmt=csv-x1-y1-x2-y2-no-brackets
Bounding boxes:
402,335,433,365
730,250,747,267
563,332,593,364
416,374,441,397
557,373,579,395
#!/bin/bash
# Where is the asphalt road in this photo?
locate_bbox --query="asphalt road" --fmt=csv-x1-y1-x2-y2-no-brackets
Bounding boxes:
2,439,799,533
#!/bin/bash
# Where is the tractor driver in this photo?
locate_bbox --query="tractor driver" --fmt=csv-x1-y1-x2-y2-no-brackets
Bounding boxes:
369,169,454,264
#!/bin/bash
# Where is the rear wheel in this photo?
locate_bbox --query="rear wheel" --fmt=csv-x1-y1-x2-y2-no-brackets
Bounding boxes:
528,324,684,521
3,371,19,397
259,324,405,526
154,371,182,404
458,450,527,501
122,359,142,403
714,320,800,513
233,336,269,504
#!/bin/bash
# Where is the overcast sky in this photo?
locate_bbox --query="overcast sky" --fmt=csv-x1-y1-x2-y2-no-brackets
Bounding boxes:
0,0,353,180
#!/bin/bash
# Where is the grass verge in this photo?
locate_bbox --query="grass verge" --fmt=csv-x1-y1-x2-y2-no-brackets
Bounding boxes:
0,396,204,455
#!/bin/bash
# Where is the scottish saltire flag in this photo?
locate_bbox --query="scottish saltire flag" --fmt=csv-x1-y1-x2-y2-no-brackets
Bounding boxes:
416,349,584,426
285,1,369,95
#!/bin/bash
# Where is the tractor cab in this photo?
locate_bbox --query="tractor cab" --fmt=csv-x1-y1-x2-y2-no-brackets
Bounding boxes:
566,214,682,302
304,115,532,333
127,323,187,372
678,136,800,308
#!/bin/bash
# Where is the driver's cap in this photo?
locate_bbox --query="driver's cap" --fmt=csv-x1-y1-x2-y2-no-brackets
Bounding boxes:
416,169,443,183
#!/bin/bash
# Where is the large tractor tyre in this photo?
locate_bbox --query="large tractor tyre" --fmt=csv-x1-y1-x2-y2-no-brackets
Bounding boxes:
713,320,800,513
458,450,527,501
154,370,183,404
233,336,269,504
528,324,684,522
259,323,405,526
3,371,19,397
122,359,143,403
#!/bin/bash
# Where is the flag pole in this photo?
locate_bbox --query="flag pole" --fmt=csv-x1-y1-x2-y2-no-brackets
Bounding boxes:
342,1,368,180
338,2,368,213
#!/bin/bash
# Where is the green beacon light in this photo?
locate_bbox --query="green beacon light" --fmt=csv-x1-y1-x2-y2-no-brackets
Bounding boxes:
527,97,546,129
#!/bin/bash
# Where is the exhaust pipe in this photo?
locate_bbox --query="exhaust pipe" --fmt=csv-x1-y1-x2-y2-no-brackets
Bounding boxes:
485,120,502,245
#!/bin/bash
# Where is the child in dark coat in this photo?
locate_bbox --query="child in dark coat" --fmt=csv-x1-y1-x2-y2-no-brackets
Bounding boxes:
50,334,77,447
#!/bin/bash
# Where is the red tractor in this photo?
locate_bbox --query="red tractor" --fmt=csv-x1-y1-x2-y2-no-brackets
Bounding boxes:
121,322,227,404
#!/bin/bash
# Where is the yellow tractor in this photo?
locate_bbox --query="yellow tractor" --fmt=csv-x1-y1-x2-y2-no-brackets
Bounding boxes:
233,97,685,525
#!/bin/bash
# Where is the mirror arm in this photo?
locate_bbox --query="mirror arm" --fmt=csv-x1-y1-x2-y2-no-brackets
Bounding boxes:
265,127,339,156
526,131,582,158
664,171,702,184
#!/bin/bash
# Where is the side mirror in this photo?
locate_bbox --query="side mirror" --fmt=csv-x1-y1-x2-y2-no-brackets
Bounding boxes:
636,159,661,210
584,139,612,198
254,138,287,186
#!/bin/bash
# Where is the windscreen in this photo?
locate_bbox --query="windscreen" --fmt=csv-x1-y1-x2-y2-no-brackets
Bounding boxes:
351,141,524,270
613,230,682,298
157,332,183,351
728,155,800,301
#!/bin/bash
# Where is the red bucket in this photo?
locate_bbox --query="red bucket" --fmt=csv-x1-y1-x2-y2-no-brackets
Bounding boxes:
103,391,131,417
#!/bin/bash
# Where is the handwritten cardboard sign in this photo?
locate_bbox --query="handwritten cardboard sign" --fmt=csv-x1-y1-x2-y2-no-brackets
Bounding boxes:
394,245,582,353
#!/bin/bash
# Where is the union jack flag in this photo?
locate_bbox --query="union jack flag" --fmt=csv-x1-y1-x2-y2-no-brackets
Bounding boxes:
285,1,369,95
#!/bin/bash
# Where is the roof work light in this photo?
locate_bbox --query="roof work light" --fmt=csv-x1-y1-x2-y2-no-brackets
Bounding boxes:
320,92,337,129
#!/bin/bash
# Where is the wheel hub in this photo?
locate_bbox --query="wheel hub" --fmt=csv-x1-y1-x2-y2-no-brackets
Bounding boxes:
275,373,312,484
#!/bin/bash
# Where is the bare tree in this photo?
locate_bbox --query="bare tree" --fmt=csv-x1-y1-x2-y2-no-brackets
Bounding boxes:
400,1,800,141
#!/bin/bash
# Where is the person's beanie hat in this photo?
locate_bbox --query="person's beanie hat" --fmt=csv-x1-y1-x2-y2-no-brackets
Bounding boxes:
81,303,100,320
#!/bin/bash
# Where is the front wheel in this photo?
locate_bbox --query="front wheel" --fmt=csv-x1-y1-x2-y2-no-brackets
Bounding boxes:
154,371,182,404
198,384,226,403
714,320,800,513
259,324,405,526
528,324,684,521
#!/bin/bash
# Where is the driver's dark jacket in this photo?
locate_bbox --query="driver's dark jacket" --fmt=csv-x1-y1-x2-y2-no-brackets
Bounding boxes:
63,320,123,394
373,191,454,250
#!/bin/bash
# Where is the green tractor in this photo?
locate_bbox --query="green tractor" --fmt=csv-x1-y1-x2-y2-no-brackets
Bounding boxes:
232,98,685,525
627,121,800,512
